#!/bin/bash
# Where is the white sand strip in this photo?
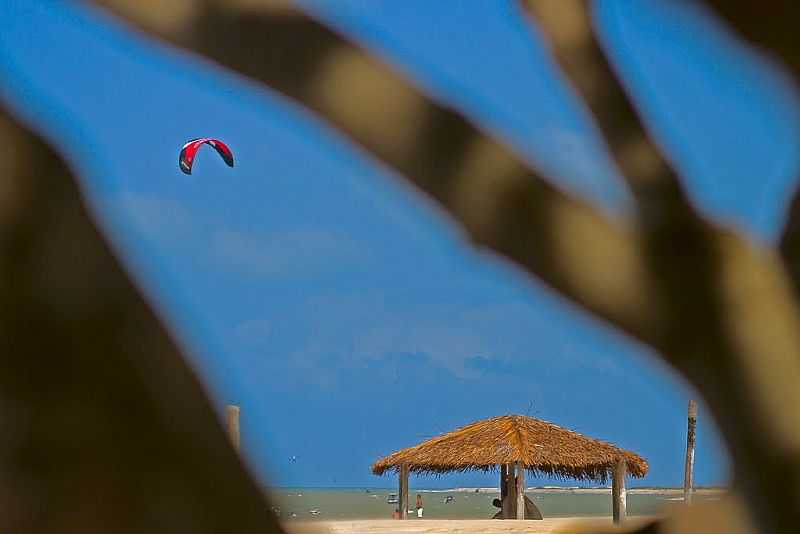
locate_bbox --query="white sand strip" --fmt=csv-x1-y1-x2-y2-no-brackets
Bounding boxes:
284,517,656,534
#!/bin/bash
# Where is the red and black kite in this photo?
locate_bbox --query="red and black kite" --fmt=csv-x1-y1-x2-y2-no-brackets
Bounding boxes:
179,138,234,175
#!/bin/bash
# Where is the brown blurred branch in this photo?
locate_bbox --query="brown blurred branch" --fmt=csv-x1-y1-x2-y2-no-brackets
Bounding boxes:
0,109,282,532
703,0,800,84
516,0,721,400
693,1,800,294
520,3,800,533
520,0,693,223
779,194,800,294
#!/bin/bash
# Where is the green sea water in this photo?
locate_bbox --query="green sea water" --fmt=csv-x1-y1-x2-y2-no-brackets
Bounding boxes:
267,488,724,522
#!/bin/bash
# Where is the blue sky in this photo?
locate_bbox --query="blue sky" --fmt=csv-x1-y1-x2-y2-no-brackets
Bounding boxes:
2,0,799,488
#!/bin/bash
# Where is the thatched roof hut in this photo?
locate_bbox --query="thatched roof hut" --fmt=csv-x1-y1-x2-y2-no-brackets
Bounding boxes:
372,414,647,522
372,414,647,482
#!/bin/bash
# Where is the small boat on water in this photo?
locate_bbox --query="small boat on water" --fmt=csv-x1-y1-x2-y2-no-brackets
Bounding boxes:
309,509,321,516
387,493,399,504
444,495,455,504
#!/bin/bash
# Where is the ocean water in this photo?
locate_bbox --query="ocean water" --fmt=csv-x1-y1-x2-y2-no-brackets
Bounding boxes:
267,488,724,521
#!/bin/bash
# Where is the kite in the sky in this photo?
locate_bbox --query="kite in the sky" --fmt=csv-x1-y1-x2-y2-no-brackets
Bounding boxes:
178,137,234,175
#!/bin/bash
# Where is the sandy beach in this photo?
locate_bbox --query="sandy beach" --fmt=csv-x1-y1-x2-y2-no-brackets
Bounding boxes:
285,518,656,534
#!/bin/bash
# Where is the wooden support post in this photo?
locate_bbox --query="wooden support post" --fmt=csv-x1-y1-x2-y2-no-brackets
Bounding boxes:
399,464,409,520
684,400,698,505
500,464,508,518
503,463,516,519
500,463,508,501
612,458,627,525
515,461,526,520
226,404,240,451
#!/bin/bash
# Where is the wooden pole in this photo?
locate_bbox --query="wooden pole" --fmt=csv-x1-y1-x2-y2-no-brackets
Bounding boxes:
502,464,517,519
226,404,240,451
515,461,526,520
500,464,508,518
684,400,698,505
503,463,516,519
612,458,627,524
399,464,409,519
500,464,508,501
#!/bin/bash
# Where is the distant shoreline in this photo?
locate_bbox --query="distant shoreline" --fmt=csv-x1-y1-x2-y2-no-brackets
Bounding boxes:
269,486,727,495
270,487,725,522
423,487,725,495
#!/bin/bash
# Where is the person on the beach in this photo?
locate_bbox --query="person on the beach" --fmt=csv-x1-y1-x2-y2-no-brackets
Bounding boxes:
416,494,424,518
491,496,543,520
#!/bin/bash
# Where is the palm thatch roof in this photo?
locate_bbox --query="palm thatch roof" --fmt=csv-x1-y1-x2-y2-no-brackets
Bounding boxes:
371,415,647,482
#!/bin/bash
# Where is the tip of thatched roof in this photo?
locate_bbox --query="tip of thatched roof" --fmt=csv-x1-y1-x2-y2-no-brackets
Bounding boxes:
371,414,647,483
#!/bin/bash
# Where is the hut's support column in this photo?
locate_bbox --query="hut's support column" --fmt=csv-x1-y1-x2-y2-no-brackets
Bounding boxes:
515,461,525,520
684,400,698,505
503,463,516,519
612,458,627,525
500,464,508,500
500,464,508,517
226,405,240,451
399,464,409,520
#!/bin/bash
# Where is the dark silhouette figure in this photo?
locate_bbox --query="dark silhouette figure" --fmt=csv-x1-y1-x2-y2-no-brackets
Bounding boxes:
492,496,543,520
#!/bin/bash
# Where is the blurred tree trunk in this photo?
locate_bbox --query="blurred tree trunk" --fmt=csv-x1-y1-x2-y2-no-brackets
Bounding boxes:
0,110,283,533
